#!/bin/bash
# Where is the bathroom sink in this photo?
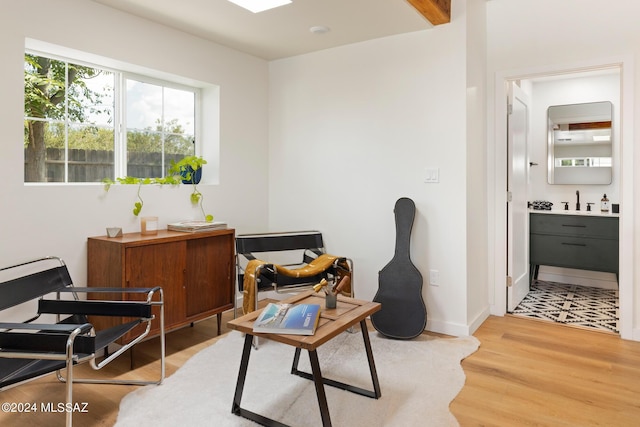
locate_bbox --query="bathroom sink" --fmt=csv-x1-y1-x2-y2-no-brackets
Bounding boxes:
529,209,618,217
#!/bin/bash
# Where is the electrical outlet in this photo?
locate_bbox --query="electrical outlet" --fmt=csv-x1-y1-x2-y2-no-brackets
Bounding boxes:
429,269,439,286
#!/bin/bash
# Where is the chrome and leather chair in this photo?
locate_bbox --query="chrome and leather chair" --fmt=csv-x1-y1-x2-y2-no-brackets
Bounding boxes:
0,256,165,427
235,231,353,316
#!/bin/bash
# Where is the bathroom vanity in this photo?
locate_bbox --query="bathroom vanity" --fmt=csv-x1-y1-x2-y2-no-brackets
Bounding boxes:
529,211,619,283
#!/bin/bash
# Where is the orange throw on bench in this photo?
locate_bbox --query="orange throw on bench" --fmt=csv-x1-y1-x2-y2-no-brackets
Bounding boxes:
242,254,351,314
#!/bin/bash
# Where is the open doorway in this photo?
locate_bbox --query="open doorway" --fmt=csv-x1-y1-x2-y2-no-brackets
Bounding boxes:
510,70,620,334
491,57,634,339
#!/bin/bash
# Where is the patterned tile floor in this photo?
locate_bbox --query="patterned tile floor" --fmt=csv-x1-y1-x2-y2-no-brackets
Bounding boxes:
511,280,619,333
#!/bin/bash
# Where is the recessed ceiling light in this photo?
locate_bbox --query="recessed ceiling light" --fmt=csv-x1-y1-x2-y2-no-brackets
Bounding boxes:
227,0,291,13
310,26,331,34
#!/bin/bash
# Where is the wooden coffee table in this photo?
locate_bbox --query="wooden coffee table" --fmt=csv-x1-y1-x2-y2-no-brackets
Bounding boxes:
227,290,382,427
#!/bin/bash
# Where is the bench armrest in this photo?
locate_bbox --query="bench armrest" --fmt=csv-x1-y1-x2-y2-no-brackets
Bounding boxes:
39,300,153,318
0,322,92,333
60,286,162,294
57,286,163,305
0,322,95,355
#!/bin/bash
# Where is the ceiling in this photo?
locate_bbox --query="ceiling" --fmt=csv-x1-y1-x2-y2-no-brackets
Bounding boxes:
93,0,433,60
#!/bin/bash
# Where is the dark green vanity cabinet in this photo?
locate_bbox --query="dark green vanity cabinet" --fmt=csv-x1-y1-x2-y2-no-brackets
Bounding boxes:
530,213,619,283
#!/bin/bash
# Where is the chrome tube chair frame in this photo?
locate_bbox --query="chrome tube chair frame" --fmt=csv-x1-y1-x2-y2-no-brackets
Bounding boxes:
235,230,353,317
0,256,165,427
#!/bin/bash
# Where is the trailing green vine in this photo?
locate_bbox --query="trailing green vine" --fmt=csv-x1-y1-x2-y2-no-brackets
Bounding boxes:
102,156,213,222
134,182,143,216
169,156,213,223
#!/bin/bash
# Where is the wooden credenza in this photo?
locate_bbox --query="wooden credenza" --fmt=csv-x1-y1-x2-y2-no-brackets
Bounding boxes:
87,228,235,342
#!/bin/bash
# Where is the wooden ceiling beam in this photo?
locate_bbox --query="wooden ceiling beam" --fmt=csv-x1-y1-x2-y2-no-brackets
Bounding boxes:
407,0,451,25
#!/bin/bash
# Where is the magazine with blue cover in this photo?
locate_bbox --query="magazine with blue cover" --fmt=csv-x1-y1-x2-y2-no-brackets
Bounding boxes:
252,303,321,335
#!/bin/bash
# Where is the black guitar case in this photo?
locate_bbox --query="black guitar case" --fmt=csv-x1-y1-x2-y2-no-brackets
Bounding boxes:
371,197,427,339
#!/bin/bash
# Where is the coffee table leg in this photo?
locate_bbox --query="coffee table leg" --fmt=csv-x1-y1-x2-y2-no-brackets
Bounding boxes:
308,349,332,427
291,347,302,373
232,335,290,427
360,320,382,398
290,323,381,400
231,334,254,416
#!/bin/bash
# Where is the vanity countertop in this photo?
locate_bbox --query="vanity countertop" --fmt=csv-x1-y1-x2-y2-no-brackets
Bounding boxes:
529,209,619,218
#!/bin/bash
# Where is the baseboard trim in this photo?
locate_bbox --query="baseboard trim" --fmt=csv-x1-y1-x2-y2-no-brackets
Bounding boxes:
468,307,491,335
426,309,489,337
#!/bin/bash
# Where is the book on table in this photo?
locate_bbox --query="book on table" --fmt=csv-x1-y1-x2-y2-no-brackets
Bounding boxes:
252,303,321,335
167,220,227,232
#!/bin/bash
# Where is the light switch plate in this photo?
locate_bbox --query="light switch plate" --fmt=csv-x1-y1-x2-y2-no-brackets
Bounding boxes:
424,168,440,183
429,269,439,286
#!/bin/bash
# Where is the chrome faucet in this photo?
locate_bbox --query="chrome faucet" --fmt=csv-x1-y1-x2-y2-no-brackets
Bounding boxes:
576,190,580,211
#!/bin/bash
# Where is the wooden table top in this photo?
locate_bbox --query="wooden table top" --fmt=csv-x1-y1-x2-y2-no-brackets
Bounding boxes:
228,290,381,351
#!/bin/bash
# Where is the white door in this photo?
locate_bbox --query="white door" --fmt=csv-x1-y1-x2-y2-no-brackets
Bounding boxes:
507,82,531,312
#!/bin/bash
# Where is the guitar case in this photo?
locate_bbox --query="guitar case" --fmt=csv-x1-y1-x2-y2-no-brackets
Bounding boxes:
371,197,427,339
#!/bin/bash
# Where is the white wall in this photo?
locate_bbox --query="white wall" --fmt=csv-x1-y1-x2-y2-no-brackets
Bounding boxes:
486,0,638,339
0,0,270,285
268,2,476,335
466,0,490,333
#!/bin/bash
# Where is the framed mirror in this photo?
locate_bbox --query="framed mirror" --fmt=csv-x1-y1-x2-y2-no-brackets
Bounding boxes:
547,101,612,184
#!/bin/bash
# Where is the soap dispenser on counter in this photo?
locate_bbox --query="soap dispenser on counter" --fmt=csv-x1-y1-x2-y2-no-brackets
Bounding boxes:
601,194,610,213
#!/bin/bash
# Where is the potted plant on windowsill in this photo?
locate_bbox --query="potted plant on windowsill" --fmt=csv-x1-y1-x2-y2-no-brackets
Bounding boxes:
102,155,213,222
171,155,205,185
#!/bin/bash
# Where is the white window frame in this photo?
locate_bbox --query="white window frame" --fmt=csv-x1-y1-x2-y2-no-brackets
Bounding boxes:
24,40,209,184
118,72,200,179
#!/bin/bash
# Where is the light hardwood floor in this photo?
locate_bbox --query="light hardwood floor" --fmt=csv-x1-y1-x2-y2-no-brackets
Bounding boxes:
2,312,640,426
451,315,640,426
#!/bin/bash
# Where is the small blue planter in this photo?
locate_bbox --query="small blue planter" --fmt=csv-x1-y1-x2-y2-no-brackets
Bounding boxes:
181,166,202,184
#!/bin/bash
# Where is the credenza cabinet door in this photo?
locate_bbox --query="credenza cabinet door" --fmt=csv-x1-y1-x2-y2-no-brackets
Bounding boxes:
126,241,187,334
185,236,233,317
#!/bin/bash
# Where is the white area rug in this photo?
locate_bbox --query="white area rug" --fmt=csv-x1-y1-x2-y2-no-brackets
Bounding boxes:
115,330,479,427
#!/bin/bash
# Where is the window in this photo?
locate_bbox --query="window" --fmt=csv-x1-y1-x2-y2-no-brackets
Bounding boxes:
123,77,196,181
24,51,197,183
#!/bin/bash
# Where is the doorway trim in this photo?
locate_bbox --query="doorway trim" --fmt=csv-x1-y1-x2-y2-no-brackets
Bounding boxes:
489,56,635,340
